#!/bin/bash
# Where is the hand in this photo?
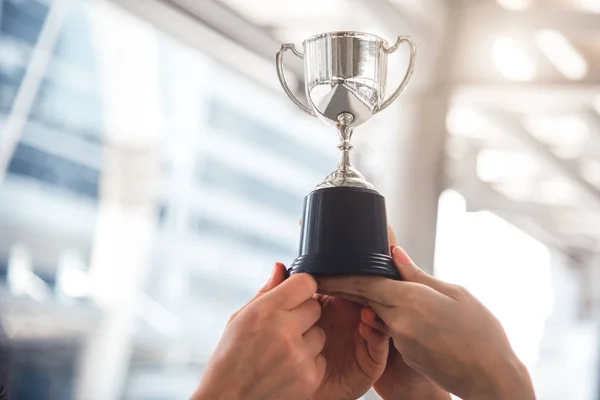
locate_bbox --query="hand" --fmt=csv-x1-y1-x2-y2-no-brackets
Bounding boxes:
361,308,450,400
193,263,327,400
317,247,536,400
359,227,450,400
310,295,388,400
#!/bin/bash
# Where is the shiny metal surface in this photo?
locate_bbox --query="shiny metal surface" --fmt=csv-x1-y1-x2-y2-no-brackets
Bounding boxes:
276,43,315,116
276,31,417,190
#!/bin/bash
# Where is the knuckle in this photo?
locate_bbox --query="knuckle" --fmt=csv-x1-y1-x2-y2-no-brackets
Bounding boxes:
282,327,301,348
388,317,407,336
308,299,322,319
300,367,319,389
246,302,268,322
454,284,470,296
227,311,239,325
402,283,424,303
290,347,307,368
315,326,326,343
293,273,318,295
388,313,416,339
309,326,326,349
409,270,429,284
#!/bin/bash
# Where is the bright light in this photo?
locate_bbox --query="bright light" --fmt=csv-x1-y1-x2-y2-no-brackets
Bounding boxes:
57,249,90,298
446,107,491,138
582,159,600,186
534,30,588,81
477,149,539,183
497,0,532,10
58,269,90,298
536,179,576,205
524,114,589,158
574,0,600,13
435,190,553,370
493,37,536,81
593,96,600,115
493,181,535,201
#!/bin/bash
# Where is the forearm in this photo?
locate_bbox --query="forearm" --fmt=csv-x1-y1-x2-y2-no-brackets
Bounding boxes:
382,390,451,400
191,376,241,400
469,357,535,400
379,382,451,400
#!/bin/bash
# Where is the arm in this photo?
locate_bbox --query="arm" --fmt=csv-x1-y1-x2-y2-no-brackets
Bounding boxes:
317,246,535,400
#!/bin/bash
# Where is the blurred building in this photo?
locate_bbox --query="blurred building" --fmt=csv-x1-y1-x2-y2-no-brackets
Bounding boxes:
0,0,333,398
0,0,599,399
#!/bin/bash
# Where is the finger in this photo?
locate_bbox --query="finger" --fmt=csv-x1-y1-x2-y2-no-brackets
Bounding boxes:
392,246,457,297
316,275,399,307
292,298,322,332
361,307,390,335
259,262,287,295
358,322,389,366
314,353,327,387
303,326,326,356
317,288,370,306
229,262,286,323
266,273,318,310
387,225,398,247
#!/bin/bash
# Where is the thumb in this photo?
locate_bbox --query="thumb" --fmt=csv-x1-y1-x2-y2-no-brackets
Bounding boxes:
392,246,455,296
256,262,287,297
358,322,389,369
263,273,317,311
229,262,286,323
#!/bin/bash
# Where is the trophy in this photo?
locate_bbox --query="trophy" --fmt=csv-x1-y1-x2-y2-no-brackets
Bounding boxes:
276,31,416,279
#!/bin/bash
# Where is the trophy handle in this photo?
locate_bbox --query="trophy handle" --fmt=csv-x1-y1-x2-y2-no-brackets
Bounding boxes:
377,36,417,113
276,44,316,116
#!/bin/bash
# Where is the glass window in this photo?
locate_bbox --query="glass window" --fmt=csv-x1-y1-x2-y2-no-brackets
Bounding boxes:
193,215,295,257
198,156,303,216
206,98,332,173
8,142,100,199
0,259,8,283
30,78,103,139
1,0,49,45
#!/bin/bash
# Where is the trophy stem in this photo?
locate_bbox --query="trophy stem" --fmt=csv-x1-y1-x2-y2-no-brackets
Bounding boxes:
336,112,354,172
337,126,353,171
315,112,375,190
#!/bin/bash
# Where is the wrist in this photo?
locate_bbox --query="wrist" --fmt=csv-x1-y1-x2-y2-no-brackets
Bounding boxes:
192,377,241,400
377,381,451,400
471,355,535,400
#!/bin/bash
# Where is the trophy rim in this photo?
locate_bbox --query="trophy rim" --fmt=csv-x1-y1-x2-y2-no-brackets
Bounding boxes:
302,31,387,46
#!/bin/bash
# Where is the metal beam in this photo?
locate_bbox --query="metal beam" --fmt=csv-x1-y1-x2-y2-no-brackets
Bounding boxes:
477,107,600,210
351,0,433,43
0,0,69,183
457,175,598,234
453,85,600,113
454,177,581,251
463,2,600,32
109,0,300,93
167,0,302,75
449,141,598,251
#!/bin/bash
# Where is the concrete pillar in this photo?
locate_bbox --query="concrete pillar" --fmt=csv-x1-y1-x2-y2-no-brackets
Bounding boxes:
532,250,599,400
381,8,457,273
74,2,162,399
385,91,449,273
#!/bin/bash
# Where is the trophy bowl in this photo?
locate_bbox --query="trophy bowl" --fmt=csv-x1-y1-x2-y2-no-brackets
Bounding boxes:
276,31,416,280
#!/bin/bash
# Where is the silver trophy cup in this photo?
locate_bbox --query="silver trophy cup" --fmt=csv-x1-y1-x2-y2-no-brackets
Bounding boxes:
277,31,416,189
277,31,417,279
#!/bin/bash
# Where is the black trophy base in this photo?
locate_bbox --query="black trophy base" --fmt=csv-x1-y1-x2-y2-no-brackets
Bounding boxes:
288,187,402,280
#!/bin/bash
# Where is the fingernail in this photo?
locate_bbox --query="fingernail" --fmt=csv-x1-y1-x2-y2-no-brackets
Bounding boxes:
268,262,279,284
392,246,413,264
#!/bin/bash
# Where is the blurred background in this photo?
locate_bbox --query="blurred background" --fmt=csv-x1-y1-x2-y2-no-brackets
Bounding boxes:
0,0,598,399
